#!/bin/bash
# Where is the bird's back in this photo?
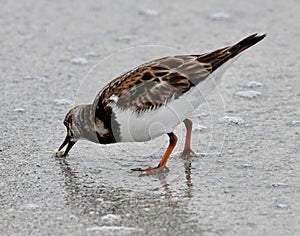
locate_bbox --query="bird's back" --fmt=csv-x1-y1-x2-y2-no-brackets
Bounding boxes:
92,34,265,142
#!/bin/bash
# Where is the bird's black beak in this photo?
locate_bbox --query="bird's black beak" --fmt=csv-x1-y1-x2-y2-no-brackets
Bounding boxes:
58,135,76,157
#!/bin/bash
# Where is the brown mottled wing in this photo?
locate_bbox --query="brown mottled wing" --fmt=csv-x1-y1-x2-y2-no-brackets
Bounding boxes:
93,33,265,114
95,55,211,113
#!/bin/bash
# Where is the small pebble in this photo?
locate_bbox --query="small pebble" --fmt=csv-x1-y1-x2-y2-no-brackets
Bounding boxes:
101,214,121,224
195,112,208,118
139,9,159,16
22,203,39,209
194,124,207,131
224,189,231,194
95,198,104,203
208,12,230,21
291,120,300,126
69,214,77,220
270,183,288,187
276,204,288,209
235,90,261,99
116,35,134,42
86,226,142,232
227,150,234,154
246,81,263,88
23,75,35,80
219,116,245,125
85,51,98,57
14,108,25,113
7,208,14,213
242,163,253,168
70,57,88,65
53,99,73,106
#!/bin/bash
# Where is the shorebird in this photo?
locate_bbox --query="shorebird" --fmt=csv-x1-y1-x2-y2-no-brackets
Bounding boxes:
57,33,265,174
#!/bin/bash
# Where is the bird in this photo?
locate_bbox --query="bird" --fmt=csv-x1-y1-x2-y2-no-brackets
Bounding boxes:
56,33,266,175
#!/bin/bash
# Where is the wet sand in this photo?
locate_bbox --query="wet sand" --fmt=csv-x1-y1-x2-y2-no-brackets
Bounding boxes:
0,1,299,235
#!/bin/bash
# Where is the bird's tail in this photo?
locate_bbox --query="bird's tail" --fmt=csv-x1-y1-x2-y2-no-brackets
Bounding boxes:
228,33,266,58
194,33,266,97
197,33,266,71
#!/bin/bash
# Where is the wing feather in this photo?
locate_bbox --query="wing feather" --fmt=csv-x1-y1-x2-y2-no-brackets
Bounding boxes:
93,34,265,116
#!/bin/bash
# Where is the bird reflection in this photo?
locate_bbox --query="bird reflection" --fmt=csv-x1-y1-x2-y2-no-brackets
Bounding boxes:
184,160,193,198
55,155,193,211
55,157,81,195
184,160,193,187
55,155,199,234
138,160,194,202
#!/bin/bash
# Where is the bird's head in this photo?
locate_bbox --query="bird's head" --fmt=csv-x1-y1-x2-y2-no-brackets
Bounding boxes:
57,104,109,156
57,106,83,157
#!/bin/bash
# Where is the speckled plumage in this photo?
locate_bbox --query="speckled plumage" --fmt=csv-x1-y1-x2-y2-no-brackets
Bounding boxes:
94,34,265,114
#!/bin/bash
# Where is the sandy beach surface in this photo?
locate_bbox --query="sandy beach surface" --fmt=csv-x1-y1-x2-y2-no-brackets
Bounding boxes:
1,1,299,235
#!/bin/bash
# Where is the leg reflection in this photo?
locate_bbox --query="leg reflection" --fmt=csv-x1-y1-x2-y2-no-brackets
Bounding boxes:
184,161,193,198
158,172,173,201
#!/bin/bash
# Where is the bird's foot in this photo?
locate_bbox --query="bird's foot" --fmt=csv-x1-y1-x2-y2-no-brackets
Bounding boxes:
131,165,169,176
55,150,67,158
180,148,195,159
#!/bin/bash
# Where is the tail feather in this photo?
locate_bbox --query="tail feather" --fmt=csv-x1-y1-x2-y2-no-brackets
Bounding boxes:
197,33,266,71
229,33,266,57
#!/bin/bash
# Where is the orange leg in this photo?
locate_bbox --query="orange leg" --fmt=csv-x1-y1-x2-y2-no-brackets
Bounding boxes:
132,132,178,175
181,118,195,159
